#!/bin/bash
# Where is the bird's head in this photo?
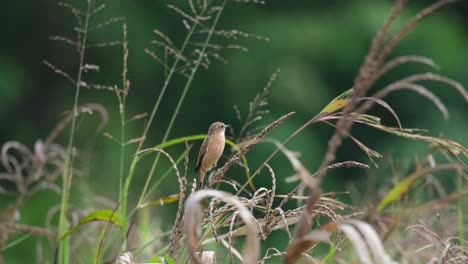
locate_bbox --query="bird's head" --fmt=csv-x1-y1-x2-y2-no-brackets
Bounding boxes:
208,122,229,135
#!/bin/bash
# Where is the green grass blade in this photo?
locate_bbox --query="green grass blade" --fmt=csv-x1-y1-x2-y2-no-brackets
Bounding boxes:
60,209,123,240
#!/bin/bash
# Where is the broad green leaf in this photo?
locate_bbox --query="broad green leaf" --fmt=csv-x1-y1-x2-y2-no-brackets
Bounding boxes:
61,209,123,240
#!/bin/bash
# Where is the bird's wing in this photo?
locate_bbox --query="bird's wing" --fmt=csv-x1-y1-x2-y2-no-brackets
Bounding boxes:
195,136,210,173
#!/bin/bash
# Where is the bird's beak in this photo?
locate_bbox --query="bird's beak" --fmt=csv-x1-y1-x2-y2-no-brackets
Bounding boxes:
224,124,230,128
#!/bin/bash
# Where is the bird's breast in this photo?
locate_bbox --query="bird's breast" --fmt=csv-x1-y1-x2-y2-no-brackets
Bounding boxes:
208,135,225,155
203,134,225,166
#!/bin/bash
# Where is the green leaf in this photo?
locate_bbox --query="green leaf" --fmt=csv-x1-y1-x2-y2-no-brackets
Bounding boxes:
138,194,180,209
366,123,468,156
377,172,420,212
165,254,177,264
0,234,31,251
377,164,460,212
354,114,381,125
320,88,353,114
60,209,123,240
321,99,349,114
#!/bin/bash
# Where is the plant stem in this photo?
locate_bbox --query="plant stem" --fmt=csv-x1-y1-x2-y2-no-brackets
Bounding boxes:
458,172,464,242
137,0,227,206
57,1,93,263
120,7,198,247
118,24,129,244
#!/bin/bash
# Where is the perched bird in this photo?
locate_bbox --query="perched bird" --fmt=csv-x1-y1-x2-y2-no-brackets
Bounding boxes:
195,122,229,189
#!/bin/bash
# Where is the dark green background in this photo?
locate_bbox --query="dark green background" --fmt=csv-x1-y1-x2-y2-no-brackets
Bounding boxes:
1,0,467,262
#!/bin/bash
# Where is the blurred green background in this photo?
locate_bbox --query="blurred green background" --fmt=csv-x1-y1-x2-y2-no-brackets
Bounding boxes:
0,0,467,262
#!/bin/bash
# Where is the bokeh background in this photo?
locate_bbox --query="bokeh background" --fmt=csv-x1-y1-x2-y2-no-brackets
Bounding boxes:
0,0,467,262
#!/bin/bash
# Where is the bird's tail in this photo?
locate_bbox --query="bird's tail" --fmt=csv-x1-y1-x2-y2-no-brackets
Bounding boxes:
196,170,206,190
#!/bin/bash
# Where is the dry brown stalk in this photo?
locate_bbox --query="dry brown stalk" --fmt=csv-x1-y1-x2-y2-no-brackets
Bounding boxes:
287,1,457,263
207,111,295,187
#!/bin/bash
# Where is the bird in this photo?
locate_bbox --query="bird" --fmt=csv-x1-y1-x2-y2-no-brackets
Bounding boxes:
195,122,229,189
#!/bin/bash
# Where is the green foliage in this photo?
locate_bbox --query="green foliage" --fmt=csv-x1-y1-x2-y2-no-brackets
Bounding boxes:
60,209,123,240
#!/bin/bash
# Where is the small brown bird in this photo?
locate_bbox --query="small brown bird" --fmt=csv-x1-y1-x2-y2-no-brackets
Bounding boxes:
195,122,229,189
